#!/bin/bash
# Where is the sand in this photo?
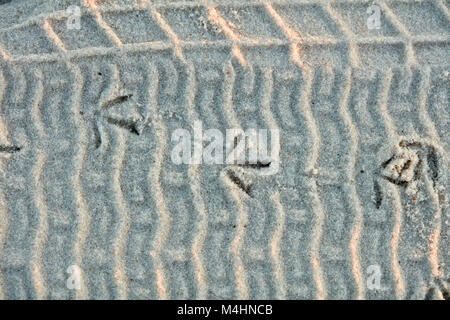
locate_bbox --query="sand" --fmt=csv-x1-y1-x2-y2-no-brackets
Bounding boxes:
0,0,448,299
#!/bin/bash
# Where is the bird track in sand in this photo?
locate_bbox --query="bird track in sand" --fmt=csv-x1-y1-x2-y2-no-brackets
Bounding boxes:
0,0,448,300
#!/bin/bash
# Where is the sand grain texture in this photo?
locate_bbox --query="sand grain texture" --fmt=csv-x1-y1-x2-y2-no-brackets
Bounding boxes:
0,0,448,299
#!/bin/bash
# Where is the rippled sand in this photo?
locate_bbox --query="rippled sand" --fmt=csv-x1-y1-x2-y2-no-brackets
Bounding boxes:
0,0,448,299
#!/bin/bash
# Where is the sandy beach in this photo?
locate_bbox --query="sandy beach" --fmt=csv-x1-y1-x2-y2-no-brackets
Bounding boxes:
0,0,448,299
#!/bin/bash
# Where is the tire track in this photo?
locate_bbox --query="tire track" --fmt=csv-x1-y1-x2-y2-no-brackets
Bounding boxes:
222,61,249,300
102,63,130,300
382,68,443,298
264,2,305,68
300,68,326,300
0,63,8,300
42,20,67,54
231,62,277,299
188,57,242,299
0,0,447,300
29,68,48,299
234,64,273,299
270,192,286,299
322,2,360,68
223,172,249,299
347,68,398,299
147,2,185,62
33,63,78,299
266,4,326,298
0,40,10,62
79,60,116,299
195,60,234,297
260,67,286,299
416,67,445,283
156,58,196,299
82,0,123,47
146,63,170,300
426,68,449,151
207,6,247,66
111,119,128,300
41,18,89,299
1,1,448,67
338,68,365,299
0,64,8,144
376,0,417,68
308,66,355,299
425,67,449,286
184,62,208,299
113,57,157,299
0,64,33,299
220,61,248,299
377,69,406,299
273,66,315,299
229,63,283,298
68,63,89,300
389,178,406,299
436,0,450,22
